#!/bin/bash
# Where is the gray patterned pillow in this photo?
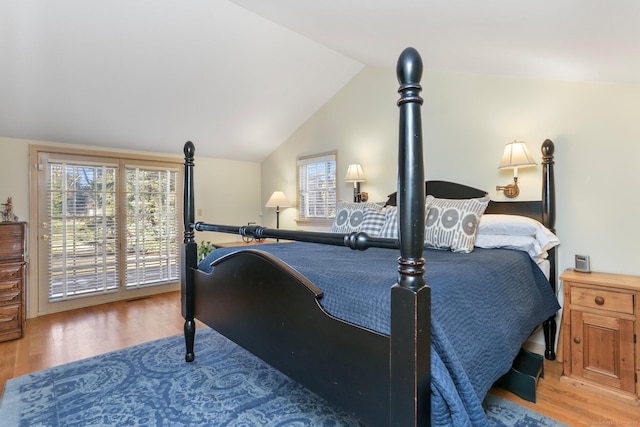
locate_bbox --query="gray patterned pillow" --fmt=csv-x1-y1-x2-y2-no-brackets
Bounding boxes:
424,195,490,253
330,202,384,233
378,206,398,239
360,208,387,236
378,205,431,240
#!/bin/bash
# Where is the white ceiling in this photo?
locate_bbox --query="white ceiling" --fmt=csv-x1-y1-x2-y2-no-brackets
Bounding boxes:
2,0,639,161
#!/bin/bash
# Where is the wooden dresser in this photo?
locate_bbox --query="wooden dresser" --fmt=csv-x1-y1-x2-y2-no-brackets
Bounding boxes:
0,222,27,342
560,269,639,404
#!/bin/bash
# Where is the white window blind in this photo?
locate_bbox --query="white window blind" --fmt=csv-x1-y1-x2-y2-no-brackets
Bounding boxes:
45,156,180,302
48,161,119,300
297,152,337,220
125,166,179,288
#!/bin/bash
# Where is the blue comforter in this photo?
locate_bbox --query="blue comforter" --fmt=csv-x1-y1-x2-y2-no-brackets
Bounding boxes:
199,242,559,426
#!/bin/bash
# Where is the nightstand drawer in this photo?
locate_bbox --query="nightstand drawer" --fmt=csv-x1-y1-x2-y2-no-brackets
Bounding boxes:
570,286,634,314
0,305,21,333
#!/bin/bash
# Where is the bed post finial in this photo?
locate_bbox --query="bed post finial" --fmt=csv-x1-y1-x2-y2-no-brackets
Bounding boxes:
391,47,430,426
396,47,423,101
184,140,195,157
540,139,555,234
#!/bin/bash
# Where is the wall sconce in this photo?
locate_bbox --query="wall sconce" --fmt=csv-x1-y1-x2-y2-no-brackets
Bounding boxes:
345,163,367,202
265,191,291,229
496,140,537,198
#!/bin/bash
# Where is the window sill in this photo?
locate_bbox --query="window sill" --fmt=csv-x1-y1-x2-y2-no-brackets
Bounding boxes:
295,218,334,227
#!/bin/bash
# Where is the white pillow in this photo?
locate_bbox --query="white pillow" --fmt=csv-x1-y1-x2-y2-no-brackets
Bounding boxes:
477,214,559,252
474,234,548,262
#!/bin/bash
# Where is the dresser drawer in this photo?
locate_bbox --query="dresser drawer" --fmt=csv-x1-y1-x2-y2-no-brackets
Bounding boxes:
0,305,21,334
0,263,23,280
0,223,25,262
570,286,634,314
0,278,21,292
0,289,21,306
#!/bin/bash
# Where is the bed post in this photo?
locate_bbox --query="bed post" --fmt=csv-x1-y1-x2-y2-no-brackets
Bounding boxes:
390,47,430,426
182,141,197,362
541,139,557,360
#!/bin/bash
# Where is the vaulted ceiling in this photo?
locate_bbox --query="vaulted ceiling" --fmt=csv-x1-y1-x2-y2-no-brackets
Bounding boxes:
2,1,638,161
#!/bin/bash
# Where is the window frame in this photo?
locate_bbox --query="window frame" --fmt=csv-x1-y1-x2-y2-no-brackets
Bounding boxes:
29,144,183,316
123,162,180,290
295,151,337,227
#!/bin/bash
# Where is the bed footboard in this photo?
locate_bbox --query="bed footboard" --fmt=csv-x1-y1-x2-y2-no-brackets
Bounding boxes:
193,249,391,425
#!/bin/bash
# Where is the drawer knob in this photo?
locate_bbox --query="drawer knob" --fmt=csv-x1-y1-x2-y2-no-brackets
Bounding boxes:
594,296,605,305
573,337,581,344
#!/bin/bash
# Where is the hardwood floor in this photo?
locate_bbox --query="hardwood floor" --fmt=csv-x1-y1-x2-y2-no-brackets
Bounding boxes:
1,291,638,425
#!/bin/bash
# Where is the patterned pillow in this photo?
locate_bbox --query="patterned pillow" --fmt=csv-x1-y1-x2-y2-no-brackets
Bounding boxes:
360,208,387,236
330,202,384,233
378,206,398,239
378,205,431,240
424,195,490,253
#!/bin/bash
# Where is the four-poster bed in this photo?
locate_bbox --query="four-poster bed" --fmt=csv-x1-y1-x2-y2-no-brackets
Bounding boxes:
181,47,560,426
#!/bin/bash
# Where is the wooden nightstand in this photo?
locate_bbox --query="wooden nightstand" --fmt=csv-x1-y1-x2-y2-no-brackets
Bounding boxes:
560,269,640,404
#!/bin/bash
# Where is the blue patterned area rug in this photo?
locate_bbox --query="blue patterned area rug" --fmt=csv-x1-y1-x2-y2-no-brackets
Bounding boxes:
1,328,565,426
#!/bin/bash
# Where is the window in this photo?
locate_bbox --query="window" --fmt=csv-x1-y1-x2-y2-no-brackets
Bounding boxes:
124,166,179,289
33,146,182,313
297,151,337,223
47,161,119,299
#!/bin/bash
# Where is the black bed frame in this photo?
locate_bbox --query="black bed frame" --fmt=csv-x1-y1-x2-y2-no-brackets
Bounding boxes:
181,47,557,426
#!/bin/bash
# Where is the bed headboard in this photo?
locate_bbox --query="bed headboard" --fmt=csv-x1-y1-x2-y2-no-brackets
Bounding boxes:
384,139,556,234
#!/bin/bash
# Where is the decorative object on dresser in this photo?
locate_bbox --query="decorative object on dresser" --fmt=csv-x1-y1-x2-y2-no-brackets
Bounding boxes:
0,222,26,342
1,197,18,222
560,269,640,403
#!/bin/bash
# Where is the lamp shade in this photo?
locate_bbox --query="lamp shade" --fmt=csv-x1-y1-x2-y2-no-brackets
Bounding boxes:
345,163,366,182
498,141,537,169
265,191,291,208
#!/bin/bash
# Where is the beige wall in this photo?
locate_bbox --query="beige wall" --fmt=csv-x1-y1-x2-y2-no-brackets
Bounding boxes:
0,137,261,316
4,65,640,318
262,66,640,278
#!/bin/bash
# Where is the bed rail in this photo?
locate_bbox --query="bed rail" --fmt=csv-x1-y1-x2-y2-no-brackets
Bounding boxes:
193,222,399,249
